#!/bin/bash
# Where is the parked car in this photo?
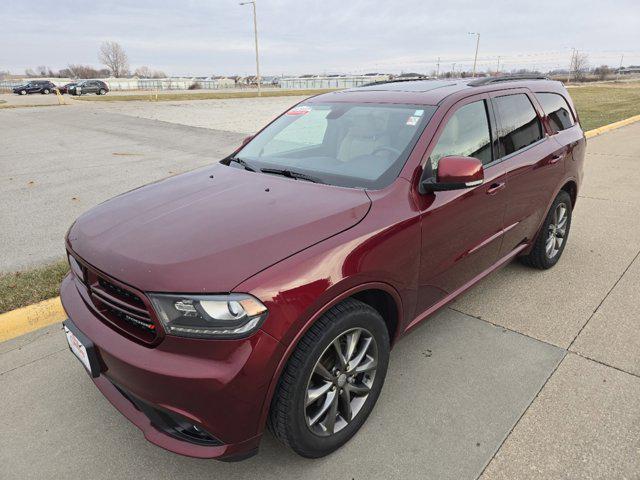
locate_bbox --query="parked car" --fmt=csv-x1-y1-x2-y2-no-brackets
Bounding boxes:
68,80,109,96
61,76,585,461
12,80,57,95
57,82,77,95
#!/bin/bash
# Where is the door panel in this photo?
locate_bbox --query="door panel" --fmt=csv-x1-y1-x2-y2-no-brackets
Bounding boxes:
417,163,507,308
415,95,507,315
491,91,566,256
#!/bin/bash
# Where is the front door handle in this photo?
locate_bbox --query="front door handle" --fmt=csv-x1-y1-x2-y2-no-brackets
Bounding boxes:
486,182,506,195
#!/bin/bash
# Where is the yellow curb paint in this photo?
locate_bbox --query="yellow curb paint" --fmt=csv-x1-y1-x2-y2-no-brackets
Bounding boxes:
0,297,65,342
585,114,640,139
2,113,640,344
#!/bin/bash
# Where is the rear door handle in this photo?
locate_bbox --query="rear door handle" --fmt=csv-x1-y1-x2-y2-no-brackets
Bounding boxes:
550,154,564,164
486,182,506,195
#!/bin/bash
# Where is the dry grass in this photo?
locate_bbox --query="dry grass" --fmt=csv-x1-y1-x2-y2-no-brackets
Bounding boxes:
0,260,69,313
76,88,336,102
568,81,640,131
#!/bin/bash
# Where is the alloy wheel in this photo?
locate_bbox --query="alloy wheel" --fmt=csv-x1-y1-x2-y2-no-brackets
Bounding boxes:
304,327,378,436
546,202,568,259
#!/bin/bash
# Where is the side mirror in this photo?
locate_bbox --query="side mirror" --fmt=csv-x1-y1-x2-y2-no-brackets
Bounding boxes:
419,156,484,194
241,135,254,147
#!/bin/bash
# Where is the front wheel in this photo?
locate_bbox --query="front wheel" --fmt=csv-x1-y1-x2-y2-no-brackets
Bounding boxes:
98,89,106,95
20,90,27,95
268,298,390,458
520,190,572,269
42,89,50,94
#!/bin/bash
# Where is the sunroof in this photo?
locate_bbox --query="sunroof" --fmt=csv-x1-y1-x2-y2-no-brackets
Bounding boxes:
355,80,457,92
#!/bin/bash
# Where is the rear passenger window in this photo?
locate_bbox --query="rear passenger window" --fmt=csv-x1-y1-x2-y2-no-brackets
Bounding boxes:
494,94,543,157
536,92,575,132
430,100,493,171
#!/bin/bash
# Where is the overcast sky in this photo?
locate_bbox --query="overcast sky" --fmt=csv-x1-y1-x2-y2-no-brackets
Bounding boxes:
2,0,639,76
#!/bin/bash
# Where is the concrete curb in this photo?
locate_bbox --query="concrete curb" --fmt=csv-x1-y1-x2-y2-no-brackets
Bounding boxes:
0,297,65,342
1,113,640,343
584,114,640,139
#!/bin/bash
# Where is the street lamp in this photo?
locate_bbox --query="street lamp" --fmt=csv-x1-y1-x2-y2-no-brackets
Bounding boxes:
468,32,480,78
239,0,261,96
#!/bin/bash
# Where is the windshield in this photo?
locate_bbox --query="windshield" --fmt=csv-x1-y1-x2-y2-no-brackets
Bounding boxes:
233,102,436,189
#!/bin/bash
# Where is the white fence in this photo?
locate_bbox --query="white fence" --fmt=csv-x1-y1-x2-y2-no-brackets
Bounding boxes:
280,75,390,90
0,77,240,93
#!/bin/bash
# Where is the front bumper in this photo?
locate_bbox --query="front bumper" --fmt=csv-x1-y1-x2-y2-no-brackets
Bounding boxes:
60,274,285,460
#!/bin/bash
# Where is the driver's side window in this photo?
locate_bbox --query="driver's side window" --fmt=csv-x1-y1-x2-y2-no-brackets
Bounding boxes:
429,100,492,173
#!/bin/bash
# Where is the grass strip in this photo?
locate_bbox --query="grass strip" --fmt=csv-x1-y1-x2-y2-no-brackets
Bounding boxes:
0,260,69,314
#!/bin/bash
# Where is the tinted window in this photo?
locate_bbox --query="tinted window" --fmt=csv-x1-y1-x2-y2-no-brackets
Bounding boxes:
536,92,575,132
494,94,543,157
430,100,492,171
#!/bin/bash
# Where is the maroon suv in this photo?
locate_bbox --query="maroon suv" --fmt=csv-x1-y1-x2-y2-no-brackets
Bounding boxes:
61,76,585,460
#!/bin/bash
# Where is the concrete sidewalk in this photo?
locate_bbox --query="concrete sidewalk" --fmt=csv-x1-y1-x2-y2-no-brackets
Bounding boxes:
1,123,639,479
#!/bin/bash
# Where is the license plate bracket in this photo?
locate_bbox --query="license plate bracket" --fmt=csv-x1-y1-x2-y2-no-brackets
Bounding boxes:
63,319,101,378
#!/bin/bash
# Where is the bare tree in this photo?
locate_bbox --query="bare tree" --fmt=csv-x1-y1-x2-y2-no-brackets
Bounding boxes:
98,41,129,77
594,65,611,81
134,66,167,78
134,66,152,78
570,51,589,82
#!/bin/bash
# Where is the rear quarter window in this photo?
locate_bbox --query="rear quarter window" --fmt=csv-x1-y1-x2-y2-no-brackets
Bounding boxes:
535,92,575,132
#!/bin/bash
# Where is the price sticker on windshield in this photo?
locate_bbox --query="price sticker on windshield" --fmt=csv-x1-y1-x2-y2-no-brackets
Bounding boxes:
286,105,312,116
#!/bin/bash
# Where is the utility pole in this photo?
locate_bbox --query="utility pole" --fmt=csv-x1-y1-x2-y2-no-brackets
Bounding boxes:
436,57,440,78
452,63,456,77
468,32,480,77
617,54,624,81
496,56,501,74
240,1,261,96
568,48,576,83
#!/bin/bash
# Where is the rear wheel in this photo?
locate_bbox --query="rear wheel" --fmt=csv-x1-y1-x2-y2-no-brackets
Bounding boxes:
98,88,106,95
268,298,390,458
520,190,572,269
20,90,26,95
43,88,50,94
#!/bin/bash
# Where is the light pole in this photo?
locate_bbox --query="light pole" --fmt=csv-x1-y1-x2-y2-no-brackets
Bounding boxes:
468,32,480,78
239,0,261,96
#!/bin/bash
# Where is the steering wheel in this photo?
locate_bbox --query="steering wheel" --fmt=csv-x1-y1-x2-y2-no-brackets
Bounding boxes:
372,146,402,157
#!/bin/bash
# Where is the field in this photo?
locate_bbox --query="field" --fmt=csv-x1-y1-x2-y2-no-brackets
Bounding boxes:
568,81,640,130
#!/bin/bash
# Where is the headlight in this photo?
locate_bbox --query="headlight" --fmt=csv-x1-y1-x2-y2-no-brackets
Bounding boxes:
148,293,267,339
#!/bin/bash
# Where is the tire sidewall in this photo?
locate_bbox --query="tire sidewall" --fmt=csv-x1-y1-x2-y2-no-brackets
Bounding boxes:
540,191,572,268
285,308,390,457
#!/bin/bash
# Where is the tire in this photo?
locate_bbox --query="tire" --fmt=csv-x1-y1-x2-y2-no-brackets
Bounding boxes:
520,190,572,269
20,90,26,95
268,298,390,458
98,89,106,95
43,89,50,94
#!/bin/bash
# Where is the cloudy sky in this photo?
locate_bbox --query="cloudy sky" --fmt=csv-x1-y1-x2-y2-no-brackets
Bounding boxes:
2,0,639,76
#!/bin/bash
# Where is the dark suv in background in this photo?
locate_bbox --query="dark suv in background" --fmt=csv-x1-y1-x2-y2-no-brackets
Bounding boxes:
68,80,109,96
61,75,585,461
12,80,57,95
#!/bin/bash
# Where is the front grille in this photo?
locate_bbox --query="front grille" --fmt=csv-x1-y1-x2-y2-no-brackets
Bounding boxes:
69,252,160,345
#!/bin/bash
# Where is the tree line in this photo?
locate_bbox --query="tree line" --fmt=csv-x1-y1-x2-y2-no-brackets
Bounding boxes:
23,41,166,79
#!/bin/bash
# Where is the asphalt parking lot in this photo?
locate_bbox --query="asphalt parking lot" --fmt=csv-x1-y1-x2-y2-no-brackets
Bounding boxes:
0,96,308,271
1,99,639,479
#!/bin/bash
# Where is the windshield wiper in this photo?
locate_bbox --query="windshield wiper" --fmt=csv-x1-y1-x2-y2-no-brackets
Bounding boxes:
228,156,258,172
260,168,324,184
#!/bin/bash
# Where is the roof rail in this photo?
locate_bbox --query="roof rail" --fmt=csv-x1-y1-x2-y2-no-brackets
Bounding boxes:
468,74,549,86
361,76,430,87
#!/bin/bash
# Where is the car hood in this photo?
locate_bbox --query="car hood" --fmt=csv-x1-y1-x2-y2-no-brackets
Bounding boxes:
68,164,371,292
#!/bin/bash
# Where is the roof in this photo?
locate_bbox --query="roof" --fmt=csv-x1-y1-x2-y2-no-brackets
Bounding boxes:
308,77,566,106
